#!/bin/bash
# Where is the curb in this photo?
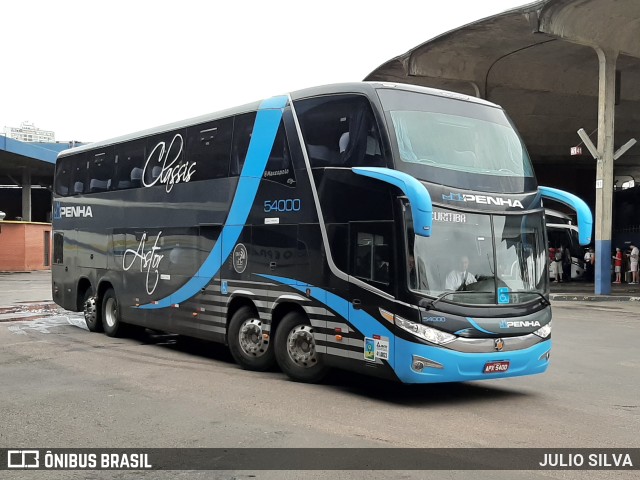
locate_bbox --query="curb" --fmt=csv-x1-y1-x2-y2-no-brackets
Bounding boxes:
550,294,640,302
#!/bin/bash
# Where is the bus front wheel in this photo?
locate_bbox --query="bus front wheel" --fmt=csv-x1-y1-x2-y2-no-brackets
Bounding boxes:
101,288,125,337
275,311,327,383
228,306,275,371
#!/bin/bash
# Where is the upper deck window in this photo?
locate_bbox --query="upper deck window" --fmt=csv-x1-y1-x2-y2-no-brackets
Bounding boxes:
186,117,233,180
54,158,73,196
294,94,387,168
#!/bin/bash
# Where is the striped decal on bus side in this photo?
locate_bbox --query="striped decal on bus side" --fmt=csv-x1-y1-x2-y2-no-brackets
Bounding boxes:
177,279,366,361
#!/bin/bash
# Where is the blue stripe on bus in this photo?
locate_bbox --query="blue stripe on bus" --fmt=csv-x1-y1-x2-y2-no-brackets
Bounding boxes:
140,96,288,309
258,274,550,382
465,316,497,335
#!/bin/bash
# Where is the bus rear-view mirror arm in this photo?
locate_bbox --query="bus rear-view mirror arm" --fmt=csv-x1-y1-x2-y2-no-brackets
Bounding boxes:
352,167,433,237
539,186,593,246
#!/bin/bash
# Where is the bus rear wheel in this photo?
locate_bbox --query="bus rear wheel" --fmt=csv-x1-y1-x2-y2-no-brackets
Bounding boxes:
228,306,275,371
275,311,327,383
101,288,126,337
83,288,102,332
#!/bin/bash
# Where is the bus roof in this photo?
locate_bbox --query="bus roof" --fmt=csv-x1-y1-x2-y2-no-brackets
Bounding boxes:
57,82,502,160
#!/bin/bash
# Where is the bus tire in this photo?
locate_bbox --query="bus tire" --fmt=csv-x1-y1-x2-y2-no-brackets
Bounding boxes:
101,288,126,337
275,311,327,383
228,306,275,371
83,288,102,332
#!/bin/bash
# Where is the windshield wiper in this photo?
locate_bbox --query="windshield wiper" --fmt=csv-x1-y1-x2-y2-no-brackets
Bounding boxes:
419,290,550,310
419,290,482,310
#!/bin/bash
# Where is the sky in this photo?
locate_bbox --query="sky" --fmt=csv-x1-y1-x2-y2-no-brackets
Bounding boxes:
1,0,531,143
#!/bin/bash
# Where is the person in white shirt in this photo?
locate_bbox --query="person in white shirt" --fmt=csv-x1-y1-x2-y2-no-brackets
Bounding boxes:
445,255,477,291
630,244,639,284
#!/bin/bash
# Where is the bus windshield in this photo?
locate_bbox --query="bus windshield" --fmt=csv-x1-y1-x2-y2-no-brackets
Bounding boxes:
390,110,531,176
407,207,547,305
378,88,536,192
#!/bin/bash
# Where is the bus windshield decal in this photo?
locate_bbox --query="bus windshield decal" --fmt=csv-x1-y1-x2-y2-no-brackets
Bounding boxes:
142,133,196,193
432,211,466,223
122,232,165,295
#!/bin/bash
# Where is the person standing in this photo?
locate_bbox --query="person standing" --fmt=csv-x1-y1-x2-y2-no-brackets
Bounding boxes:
562,245,572,282
554,246,564,283
613,248,623,283
630,244,639,284
584,248,595,281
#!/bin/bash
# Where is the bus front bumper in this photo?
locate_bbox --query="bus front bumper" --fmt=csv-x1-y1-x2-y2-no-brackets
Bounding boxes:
393,338,551,383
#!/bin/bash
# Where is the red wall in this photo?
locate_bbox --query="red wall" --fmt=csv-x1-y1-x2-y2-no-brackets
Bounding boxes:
0,222,51,271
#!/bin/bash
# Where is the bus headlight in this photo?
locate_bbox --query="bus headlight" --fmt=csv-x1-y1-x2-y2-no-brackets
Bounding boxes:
533,321,552,338
395,316,456,345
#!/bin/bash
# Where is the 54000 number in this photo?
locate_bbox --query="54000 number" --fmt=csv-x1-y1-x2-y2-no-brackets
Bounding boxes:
264,199,301,213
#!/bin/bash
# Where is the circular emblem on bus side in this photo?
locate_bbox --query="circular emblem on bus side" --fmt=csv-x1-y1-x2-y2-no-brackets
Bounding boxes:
233,243,248,274
494,338,505,352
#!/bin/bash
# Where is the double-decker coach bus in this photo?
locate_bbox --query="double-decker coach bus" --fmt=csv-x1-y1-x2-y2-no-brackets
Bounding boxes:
52,82,592,383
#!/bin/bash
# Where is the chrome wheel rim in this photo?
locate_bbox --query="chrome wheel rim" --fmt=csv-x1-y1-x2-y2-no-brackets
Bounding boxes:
84,296,97,324
239,318,268,357
286,325,317,368
104,297,117,328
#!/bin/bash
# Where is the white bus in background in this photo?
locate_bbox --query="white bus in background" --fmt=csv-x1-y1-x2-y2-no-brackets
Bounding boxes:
545,209,585,280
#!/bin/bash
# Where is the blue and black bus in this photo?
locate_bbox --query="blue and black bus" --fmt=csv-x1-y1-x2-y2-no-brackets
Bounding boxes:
51,82,592,383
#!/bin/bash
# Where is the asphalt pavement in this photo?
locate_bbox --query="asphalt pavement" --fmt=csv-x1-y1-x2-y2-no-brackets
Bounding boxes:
0,271,59,323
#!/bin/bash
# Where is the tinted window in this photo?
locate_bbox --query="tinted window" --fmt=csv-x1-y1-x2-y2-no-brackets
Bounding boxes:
327,223,348,272
84,148,115,193
54,158,73,196
350,221,394,293
230,112,257,176
186,117,233,180
70,154,87,195
294,95,385,168
143,130,186,188
263,120,296,187
113,140,145,190
53,232,64,264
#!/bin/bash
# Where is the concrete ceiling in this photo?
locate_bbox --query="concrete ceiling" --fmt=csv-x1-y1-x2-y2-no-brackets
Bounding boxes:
364,0,640,181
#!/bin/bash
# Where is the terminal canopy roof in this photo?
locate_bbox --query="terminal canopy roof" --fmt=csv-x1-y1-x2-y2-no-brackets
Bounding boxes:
365,0,640,176
0,136,70,186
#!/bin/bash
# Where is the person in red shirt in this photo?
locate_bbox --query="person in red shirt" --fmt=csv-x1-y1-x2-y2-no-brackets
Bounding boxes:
613,247,623,283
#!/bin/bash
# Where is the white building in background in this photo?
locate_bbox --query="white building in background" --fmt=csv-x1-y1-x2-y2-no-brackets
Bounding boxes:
3,121,55,143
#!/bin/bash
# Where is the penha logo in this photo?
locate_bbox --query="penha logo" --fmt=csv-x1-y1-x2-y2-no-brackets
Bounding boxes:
442,192,524,209
500,320,541,329
53,201,93,219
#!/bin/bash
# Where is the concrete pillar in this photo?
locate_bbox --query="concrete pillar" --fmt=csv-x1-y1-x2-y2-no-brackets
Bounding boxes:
593,48,618,295
21,168,32,222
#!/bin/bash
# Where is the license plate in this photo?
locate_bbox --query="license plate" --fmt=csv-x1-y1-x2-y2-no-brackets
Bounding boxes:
483,361,510,373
